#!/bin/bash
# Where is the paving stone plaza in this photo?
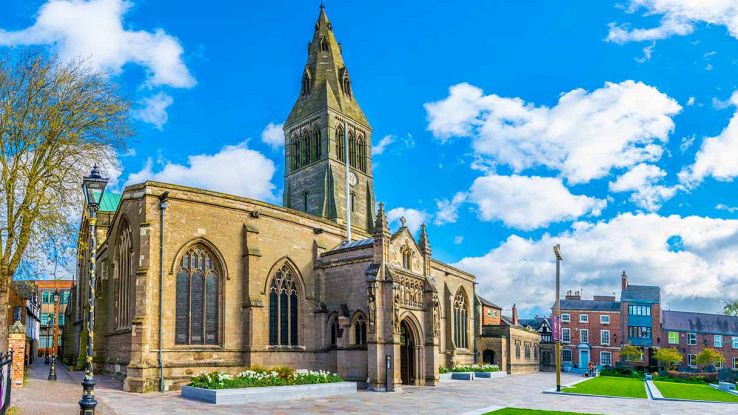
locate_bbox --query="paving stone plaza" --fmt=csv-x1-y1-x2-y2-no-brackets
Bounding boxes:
11,360,738,415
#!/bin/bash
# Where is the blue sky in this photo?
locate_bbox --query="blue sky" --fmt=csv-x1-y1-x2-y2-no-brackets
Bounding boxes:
3,0,738,317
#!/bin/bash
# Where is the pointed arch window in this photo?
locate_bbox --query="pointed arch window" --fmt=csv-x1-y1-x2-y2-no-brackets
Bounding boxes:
453,290,469,349
348,131,357,168
302,73,311,96
290,134,299,171
320,36,329,52
330,317,339,346
401,246,412,271
116,222,134,329
343,73,352,98
354,314,367,345
336,125,345,162
313,126,321,161
301,130,311,166
175,244,220,345
269,263,299,346
357,134,366,172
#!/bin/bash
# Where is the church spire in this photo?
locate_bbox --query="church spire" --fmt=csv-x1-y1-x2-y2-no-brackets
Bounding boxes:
418,223,431,256
285,5,369,128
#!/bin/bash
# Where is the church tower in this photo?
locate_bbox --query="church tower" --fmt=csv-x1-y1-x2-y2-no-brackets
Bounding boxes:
283,5,375,232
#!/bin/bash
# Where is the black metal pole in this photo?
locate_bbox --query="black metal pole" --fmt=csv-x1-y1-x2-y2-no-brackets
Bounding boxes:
79,206,98,415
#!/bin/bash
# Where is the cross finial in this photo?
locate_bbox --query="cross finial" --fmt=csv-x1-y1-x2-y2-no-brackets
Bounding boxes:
320,0,325,9
400,216,407,227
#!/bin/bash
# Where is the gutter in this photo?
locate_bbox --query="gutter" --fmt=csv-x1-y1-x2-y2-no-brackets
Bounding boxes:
158,191,169,392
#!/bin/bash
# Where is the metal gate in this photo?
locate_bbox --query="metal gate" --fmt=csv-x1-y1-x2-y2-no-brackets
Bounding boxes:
0,351,13,415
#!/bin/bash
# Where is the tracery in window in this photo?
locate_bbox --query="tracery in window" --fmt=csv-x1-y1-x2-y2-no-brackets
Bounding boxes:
354,313,367,345
116,221,134,329
269,263,300,346
175,244,220,345
453,289,468,349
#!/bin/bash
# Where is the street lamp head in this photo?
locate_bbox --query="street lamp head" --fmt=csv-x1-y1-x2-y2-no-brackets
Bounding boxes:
82,165,109,209
553,244,563,261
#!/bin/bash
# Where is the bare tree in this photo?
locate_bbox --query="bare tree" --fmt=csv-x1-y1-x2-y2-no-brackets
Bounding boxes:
0,51,131,350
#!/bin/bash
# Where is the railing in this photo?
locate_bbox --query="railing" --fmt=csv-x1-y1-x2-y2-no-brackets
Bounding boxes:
0,350,14,415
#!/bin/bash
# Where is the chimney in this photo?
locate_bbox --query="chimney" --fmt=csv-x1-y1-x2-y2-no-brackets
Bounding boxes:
621,270,628,292
565,290,581,300
512,303,519,326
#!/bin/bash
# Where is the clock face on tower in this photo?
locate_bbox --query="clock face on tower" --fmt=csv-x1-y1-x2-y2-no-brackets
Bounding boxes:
349,171,358,187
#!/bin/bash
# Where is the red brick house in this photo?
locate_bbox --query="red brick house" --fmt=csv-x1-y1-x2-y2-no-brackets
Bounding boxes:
559,291,622,370
659,310,738,370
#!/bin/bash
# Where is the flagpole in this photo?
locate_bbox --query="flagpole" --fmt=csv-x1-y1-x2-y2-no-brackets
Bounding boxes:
344,119,351,241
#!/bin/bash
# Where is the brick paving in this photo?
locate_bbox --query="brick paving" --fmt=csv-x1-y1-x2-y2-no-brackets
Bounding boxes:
11,359,115,415
12,367,738,414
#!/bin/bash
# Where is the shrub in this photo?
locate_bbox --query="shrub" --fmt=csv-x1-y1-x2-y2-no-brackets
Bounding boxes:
654,371,718,384
190,368,343,389
599,367,642,378
439,366,449,374
653,347,682,370
696,348,725,369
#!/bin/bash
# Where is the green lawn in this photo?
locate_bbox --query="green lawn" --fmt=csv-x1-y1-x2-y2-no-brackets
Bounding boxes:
653,381,738,403
485,409,601,415
562,376,647,399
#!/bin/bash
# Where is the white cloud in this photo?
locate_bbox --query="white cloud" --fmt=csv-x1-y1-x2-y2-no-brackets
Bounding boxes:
132,92,173,130
387,207,430,234
453,236,464,245
434,192,467,225
607,0,738,43
468,174,607,230
609,163,678,211
686,96,696,106
680,91,738,185
125,141,277,201
716,203,738,213
425,81,681,184
456,213,738,314
260,122,284,149
371,133,414,156
0,0,195,88
371,135,395,156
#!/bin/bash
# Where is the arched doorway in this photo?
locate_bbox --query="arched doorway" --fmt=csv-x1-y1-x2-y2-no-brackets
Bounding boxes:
482,349,495,365
400,321,415,385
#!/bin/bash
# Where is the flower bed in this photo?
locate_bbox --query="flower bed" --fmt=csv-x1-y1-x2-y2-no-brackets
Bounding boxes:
182,367,354,405
447,364,500,373
190,367,343,389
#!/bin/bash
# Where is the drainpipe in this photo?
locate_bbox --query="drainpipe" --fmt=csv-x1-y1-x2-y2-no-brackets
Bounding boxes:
158,191,169,392
473,281,478,364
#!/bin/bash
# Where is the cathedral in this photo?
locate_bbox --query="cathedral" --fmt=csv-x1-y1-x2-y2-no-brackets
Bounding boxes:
65,6,477,392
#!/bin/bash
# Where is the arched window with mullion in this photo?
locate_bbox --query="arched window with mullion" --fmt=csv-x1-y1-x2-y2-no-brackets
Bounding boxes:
268,263,299,346
453,290,468,349
175,245,220,345
336,125,345,162
348,131,357,168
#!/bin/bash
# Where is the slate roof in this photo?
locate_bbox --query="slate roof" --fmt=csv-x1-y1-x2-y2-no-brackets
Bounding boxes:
501,315,519,327
326,238,373,254
559,299,620,311
519,317,551,330
477,295,501,309
621,284,660,303
662,310,738,336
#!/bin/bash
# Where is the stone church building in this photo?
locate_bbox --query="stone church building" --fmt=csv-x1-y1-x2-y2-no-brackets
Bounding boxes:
68,6,477,392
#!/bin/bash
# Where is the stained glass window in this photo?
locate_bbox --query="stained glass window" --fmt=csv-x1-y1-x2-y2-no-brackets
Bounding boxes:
175,245,219,345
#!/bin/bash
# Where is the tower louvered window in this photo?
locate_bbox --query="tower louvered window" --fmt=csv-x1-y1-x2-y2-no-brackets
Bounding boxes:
175,245,219,345
336,125,345,162
269,264,299,346
357,135,366,172
348,131,357,167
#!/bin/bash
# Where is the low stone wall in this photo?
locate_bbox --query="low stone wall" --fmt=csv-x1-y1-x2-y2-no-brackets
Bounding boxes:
181,381,357,405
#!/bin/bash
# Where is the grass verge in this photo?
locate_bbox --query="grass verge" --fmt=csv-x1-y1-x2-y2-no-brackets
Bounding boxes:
653,381,738,403
562,376,647,399
485,408,601,415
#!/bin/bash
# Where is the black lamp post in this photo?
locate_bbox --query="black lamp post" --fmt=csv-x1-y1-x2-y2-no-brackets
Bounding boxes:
79,165,108,415
48,289,59,380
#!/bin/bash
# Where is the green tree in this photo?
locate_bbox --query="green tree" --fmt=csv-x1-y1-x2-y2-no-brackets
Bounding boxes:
620,345,643,367
725,300,738,317
0,51,131,350
653,347,683,370
696,348,725,368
